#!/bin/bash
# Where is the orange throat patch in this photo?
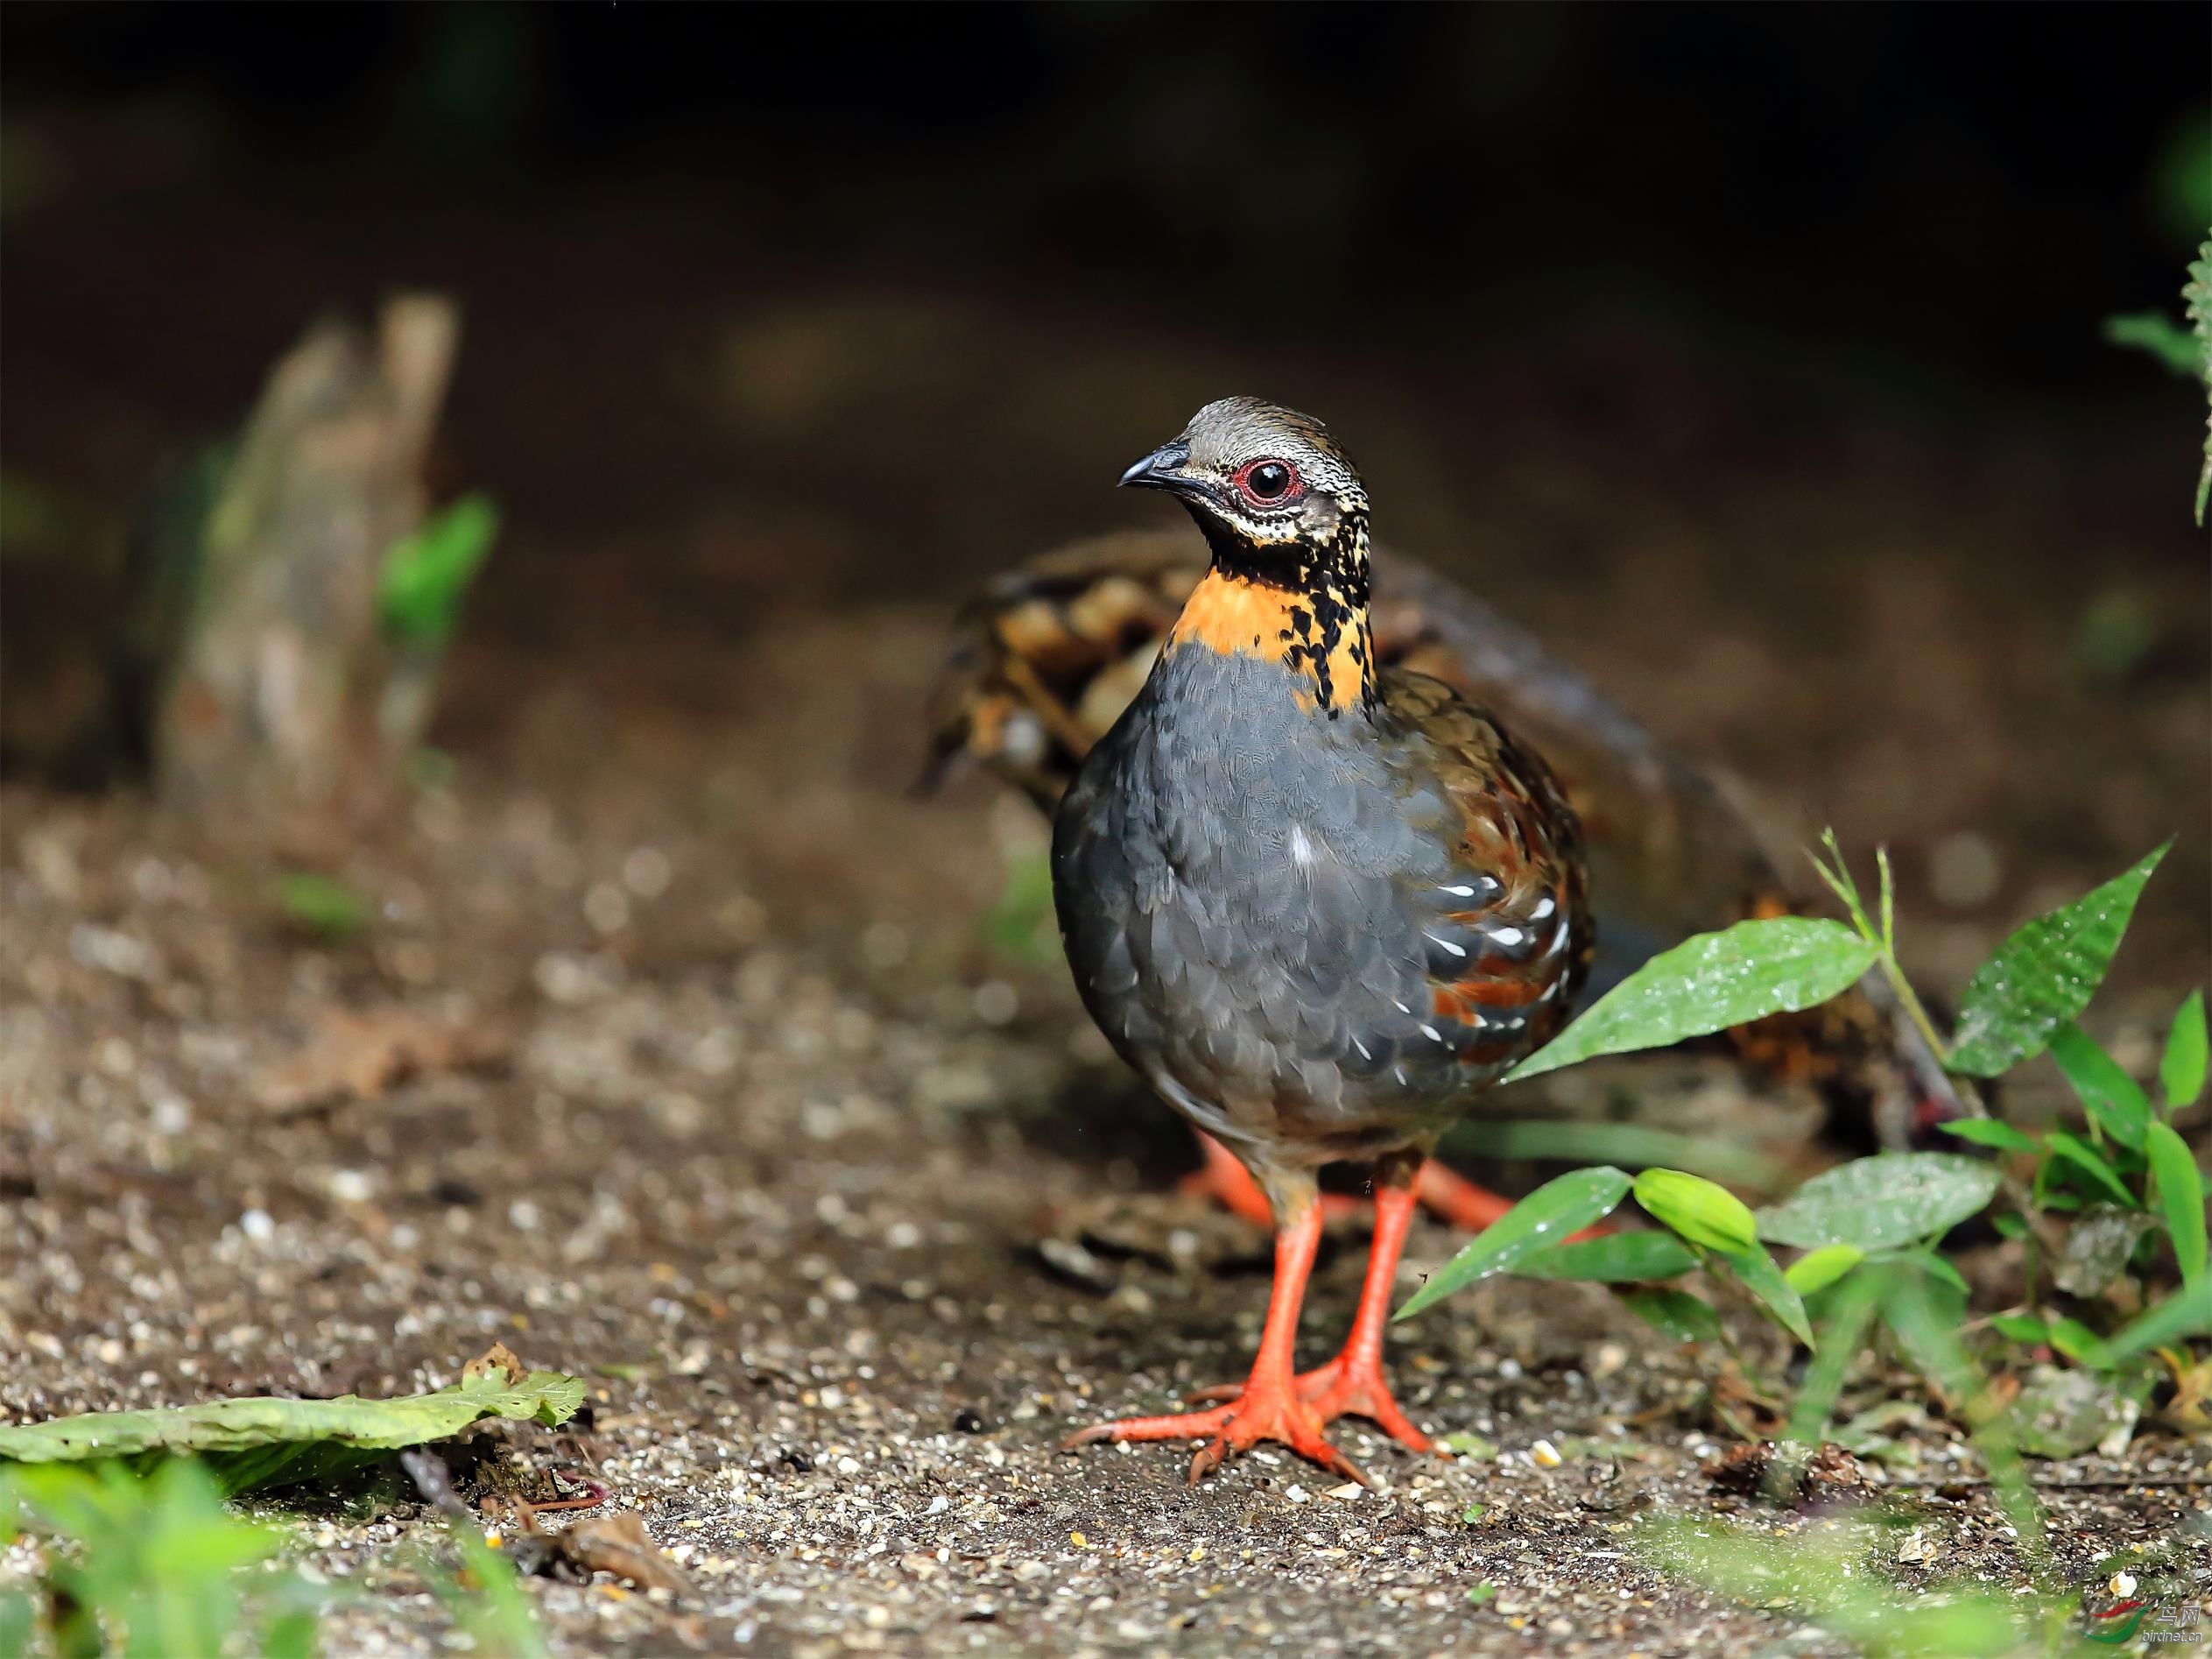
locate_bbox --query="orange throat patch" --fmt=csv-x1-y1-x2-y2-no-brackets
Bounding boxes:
1165,569,1375,714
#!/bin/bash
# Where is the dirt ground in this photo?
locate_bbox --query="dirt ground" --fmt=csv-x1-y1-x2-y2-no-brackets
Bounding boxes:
4,187,2210,1655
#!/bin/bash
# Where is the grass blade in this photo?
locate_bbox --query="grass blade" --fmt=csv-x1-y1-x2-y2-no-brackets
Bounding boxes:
2039,1130,2135,1209
2144,1120,2208,1288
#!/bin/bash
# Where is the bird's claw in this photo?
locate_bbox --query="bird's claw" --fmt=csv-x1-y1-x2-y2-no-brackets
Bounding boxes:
1180,1353,1435,1453
1061,1383,1370,1487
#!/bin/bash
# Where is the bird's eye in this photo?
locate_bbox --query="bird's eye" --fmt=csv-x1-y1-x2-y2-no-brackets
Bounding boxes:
1240,460,1295,503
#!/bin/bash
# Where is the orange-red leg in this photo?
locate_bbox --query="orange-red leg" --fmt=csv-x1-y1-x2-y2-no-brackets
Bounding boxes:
1180,1132,1360,1225
1061,1199,1366,1485
1188,1157,1434,1452
1412,1160,1515,1231
1297,1161,1434,1450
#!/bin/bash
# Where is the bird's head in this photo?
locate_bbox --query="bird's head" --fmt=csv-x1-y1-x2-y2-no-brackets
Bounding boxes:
1118,397,1368,584
1124,399,1378,716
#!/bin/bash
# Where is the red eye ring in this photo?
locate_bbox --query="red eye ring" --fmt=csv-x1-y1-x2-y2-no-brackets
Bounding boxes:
1234,458,1299,505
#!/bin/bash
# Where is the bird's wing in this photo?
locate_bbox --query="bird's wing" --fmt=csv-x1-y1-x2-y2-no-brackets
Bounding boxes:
1372,668,1596,1079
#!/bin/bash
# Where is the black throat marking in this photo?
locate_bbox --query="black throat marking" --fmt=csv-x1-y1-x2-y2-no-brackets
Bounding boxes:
1182,502,1377,717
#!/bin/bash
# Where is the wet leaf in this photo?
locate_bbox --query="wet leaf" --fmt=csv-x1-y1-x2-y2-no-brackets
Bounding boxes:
1395,1167,1631,1319
1756,1154,1999,1253
1946,843,2170,1077
1619,1287,1722,1345
2160,989,2207,1112
2145,1120,2208,1288
1517,1230,1698,1282
1633,1168,1758,1254
1506,919,1877,1082
2048,1026,2152,1153
2009,1366,2133,1458
1783,1244,1865,1296
0,1354,582,1498
2052,1204,2157,1298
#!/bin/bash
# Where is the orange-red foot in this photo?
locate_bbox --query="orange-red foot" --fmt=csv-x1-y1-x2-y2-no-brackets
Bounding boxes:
1061,1378,1367,1486
1180,1133,1359,1225
1186,1353,1434,1452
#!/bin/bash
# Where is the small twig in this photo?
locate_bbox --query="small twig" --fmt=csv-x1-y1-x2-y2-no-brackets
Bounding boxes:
530,1475,610,1514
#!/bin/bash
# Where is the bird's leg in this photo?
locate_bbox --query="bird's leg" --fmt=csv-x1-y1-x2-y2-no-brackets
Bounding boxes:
1179,1132,1361,1225
1293,1151,1434,1451
1412,1160,1518,1231
1060,1182,1367,1486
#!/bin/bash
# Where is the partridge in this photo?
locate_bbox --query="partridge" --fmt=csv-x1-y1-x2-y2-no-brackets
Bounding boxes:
1052,399,1593,1482
928,524,1966,1197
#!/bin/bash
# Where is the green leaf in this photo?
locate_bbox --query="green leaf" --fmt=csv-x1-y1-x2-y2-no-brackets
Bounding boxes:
1756,1154,2000,1253
1988,1312,2051,1345
1783,1244,1865,1296
2048,1025,2152,1153
2103,310,2208,378
1441,1431,1497,1460
1395,1167,1631,1320
378,493,500,649
1936,1119,2039,1154
1633,1168,1758,1254
1718,1242,1814,1348
2161,989,2208,1113
2040,1130,2136,1209
1516,1230,1698,1282
1899,1247,1970,1301
2145,1119,2208,1288
271,872,372,942
1618,1287,1722,1345
1946,842,2170,1077
2103,1282,2212,1364
2043,1317,2115,1371
1506,919,1877,1082
0,1370,584,1498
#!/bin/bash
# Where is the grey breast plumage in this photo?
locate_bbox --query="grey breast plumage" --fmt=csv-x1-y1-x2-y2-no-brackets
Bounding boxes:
1053,645,1589,1174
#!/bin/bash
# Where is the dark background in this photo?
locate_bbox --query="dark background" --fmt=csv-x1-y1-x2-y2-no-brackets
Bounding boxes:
4,1,2208,977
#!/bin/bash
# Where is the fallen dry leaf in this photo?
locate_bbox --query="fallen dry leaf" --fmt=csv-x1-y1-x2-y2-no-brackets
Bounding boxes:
531,1511,694,1596
464,1343,529,1388
253,1006,504,1114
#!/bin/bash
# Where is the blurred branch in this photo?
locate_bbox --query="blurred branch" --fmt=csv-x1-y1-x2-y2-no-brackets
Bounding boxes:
149,295,460,832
